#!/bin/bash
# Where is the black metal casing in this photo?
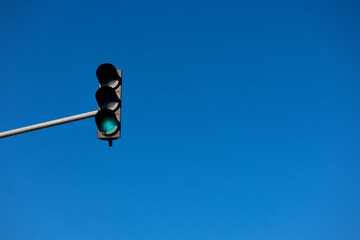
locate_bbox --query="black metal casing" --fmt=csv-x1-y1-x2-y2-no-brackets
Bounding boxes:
95,63,122,145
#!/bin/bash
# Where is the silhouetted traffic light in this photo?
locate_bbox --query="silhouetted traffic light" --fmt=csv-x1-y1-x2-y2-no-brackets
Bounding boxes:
95,63,122,146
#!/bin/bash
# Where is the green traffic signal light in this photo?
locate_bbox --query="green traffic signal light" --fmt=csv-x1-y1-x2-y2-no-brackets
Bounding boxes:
95,63,122,147
95,109,119,136
99,116,118,135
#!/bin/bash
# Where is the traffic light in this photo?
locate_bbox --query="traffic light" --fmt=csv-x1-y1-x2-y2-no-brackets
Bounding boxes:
95,63,122,147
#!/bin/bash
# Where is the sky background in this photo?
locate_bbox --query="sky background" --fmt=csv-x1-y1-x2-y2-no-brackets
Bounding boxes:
0,0,360,239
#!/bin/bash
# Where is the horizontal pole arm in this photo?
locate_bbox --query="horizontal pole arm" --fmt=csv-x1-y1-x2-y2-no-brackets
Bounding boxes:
0,110,98,139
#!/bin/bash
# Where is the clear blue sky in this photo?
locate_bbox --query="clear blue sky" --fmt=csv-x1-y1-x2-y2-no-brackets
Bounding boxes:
0,0,359,239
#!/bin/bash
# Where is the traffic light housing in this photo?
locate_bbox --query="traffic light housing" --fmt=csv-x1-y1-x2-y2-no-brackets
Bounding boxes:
95,63,122,146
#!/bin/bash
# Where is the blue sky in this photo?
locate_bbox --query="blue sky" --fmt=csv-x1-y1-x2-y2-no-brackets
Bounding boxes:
0,0,360,239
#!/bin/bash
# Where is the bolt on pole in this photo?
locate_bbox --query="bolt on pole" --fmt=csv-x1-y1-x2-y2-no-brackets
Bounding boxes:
0,110,97,139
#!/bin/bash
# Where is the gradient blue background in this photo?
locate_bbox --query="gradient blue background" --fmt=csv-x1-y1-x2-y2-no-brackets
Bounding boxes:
1,0,360,239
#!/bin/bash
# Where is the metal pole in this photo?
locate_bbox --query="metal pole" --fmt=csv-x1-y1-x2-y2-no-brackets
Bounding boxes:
0,110,97,139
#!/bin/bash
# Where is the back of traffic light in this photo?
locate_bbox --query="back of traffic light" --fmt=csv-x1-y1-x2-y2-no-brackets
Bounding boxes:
95,63,122,147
